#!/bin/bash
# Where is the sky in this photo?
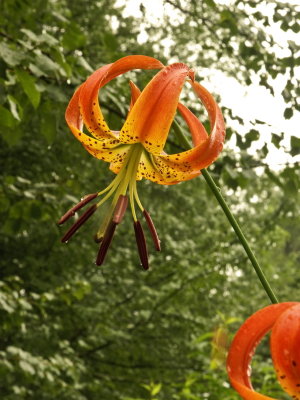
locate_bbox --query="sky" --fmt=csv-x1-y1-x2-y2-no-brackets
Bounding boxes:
115,0,300,169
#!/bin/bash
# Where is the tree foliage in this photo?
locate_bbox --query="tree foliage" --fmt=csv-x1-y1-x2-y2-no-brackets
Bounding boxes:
0,0,299,399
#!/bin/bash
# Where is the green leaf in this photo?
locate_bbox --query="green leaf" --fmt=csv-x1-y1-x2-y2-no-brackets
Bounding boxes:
7,95,23,121
21,29,59,47
0,42,25,67
271,133,282,149
33,50,63,75
76,55,94,73
28,63,45,78
245,129,259,143
290,136,300,157
0,105,18,128
16,70,41,109
151,383,162,396
40,101,57,144
52,49,72,77
0,125,22,145
284,107,293,119
102,32,118,51
19,360,35,375
281,168,299,194
203,0,217,9
20,28,40,43
62,23,86,51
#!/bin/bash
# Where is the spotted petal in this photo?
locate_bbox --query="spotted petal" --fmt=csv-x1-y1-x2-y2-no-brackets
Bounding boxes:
120,63,195,153
79,56,164,139
160,81,225,171
227,302,299,400
66,56,164,163
126,81,203,184
65,84,125,164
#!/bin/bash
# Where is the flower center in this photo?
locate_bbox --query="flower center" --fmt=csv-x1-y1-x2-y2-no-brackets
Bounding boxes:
94,143,143,241
58,143,160,270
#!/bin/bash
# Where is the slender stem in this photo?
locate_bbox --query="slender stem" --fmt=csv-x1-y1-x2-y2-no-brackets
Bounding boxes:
201,169,278,304
174,121,279,304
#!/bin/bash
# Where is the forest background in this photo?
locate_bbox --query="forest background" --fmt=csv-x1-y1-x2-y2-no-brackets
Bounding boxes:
0,0,299,399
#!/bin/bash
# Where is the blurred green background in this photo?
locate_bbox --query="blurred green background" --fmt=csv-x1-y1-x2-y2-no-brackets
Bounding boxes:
0,0,299,399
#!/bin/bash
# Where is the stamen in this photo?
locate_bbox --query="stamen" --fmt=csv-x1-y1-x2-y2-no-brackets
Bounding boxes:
96,220,117,265
143,210,161,251
133,180,144,211
61,204,97,242
94,202,115,243
58,193,98,225
112,195,128,224
134,220,149,270
95,195,127,245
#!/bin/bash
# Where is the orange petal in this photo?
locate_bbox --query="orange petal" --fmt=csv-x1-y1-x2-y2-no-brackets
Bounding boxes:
134,151,200,185
271,304,300,397
177,103,208,146
227,302,298,400
129,80,141,111
136,151,168,184
162,81,225,171
120,63,194,153
152,154,200,183
79,56,164,139
83,143,130,165
65,85,120,151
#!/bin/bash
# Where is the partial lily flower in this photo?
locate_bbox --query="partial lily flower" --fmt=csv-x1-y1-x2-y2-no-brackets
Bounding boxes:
227,302,300,400
58,55,225,269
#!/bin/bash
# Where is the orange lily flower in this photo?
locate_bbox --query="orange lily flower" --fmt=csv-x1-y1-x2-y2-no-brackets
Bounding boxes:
58,55,225,269
227,302,300,400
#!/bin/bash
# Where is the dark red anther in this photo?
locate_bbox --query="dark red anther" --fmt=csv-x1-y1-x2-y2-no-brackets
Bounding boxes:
58,192,98,225
134,220,149,270
96,221,117,266
112,195,128,224
143,210,161,251
61,204,97,243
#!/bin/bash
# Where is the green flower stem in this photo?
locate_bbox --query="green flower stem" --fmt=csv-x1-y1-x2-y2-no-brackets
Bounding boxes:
173,120,279,304
201,169,278,304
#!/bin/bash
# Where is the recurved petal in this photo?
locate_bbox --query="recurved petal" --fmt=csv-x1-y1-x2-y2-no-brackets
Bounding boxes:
271,304,300,398
129,80,141,111
79,63,114,139
120,63,195,153
65,85,121,152
227,302,298,400
161,81,225,171
127,83,204,148
79,56,164,140
177,103,208,146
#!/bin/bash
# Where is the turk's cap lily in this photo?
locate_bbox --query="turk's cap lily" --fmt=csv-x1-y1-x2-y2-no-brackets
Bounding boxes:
227,302,300,400
65,55,225,184
59,55,226,269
